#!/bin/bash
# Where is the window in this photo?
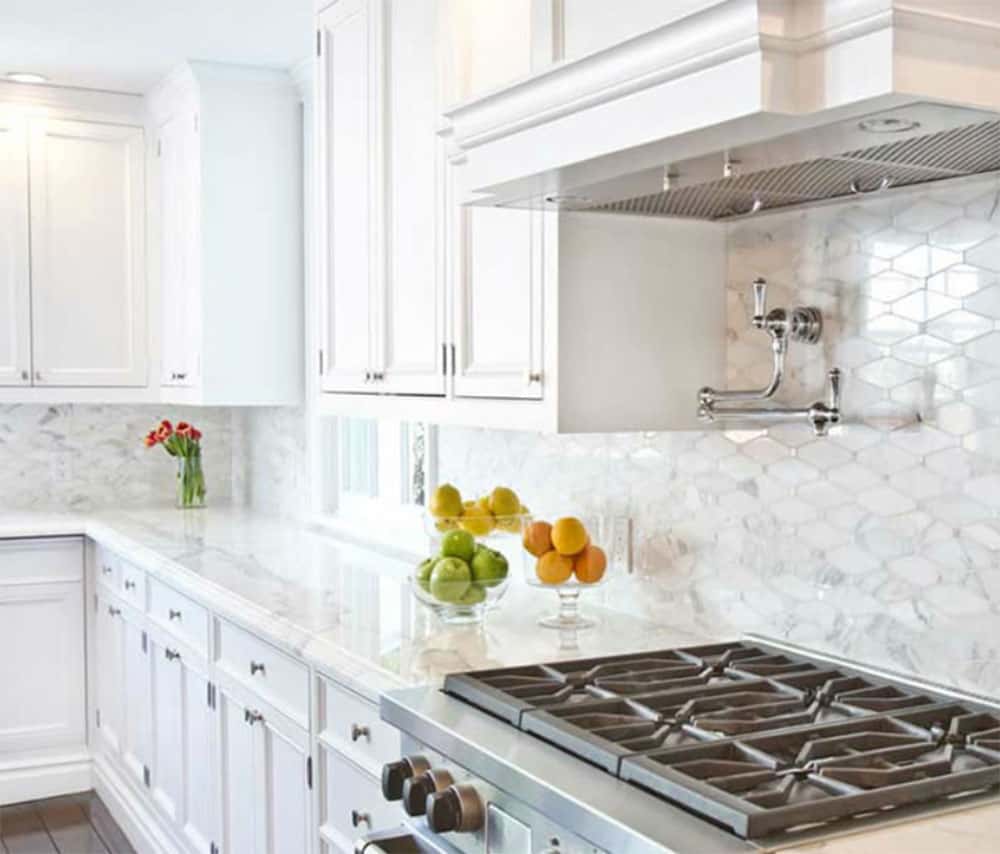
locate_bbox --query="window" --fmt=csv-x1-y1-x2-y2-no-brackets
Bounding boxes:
312,416,436,552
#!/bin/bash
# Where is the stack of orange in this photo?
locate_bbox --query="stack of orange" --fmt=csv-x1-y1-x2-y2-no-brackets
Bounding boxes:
523,517,607,585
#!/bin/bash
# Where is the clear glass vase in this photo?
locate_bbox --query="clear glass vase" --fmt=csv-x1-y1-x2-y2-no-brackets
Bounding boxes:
176,453,206,509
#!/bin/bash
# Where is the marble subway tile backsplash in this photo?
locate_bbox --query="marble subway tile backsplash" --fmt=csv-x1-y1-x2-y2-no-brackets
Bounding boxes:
439,176,1000,696
0,405,239,511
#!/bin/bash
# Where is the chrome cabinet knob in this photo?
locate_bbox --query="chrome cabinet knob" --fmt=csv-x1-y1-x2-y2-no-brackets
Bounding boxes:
526,371,542,384
102,565,113,575
350,809,370,828
34,370,42,382
165,648,181,661
249,661,266,676
124,579,136,591
108,606,121,617
350,723,370,742
168,609,182,621
20,370,28,381
244,709,264,725
371,371,385,382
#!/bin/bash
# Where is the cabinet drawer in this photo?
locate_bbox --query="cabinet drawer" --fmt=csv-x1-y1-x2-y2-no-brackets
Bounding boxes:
216,618,309,725
0,537,82,584
94,543,120,588
117,559,146,608
320,677,400,775
148,577,209,656
320,749,401,853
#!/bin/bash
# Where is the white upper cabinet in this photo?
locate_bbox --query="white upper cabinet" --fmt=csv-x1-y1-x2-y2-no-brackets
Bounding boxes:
314,0,728,431
0,115,30,387
318,0,445,396
149,62,303,406
28,118,146,388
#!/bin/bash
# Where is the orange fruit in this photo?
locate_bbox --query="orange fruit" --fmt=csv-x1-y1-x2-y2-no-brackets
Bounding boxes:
536,550,573,585
522,520,553,557
551,517,589,556
573,545,607,584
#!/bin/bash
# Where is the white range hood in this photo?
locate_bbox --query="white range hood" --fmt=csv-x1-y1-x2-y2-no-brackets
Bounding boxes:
443,0,1000,219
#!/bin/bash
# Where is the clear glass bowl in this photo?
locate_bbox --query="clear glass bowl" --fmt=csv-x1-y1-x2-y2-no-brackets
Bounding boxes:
521,515,615,630
422,512,528,541
413,518,522,625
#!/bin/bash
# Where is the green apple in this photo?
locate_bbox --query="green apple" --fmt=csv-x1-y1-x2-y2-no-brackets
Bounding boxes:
470,546,508,587
457,584,487,605
415,557,435,592
429,557,471,603
439,529,476,563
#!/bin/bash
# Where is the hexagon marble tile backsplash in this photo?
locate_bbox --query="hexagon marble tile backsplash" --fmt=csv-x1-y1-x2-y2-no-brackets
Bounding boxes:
438,175,1000,698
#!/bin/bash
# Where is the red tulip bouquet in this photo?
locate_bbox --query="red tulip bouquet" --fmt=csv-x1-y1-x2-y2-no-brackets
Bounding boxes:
144,420,206,508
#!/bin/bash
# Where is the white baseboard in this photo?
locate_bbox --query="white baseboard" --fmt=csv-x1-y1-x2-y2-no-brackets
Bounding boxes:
0,750,92,805
93,756,183,854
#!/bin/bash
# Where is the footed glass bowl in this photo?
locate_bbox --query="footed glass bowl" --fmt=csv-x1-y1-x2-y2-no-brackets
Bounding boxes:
521,515,616,630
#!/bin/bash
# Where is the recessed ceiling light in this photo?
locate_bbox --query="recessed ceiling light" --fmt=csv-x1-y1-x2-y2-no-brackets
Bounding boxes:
6,72,48,84
858,117,920,134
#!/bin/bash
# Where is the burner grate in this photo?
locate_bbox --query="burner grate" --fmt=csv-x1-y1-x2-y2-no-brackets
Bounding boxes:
445,642,1000,839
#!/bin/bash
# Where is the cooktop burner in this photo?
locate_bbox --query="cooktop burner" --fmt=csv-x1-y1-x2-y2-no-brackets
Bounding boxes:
444,641,1000,841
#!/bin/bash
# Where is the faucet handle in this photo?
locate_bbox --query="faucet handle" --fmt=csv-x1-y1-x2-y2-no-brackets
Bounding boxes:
827,367,841,411
752,278,767,327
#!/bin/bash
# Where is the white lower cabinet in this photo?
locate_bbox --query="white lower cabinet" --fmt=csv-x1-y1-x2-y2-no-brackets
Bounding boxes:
0,537,87,803
120,606,152,788
217,681,311,854
95,590,125,758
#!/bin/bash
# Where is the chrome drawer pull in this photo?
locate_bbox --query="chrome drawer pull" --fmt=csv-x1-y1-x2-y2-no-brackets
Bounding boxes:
350,810,370,828
350,723,371,742
250,661,266,676
124,579,136,591
168,609,182,621
165,648,181,662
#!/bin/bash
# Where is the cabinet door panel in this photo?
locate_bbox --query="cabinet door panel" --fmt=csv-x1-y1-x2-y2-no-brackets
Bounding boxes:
121,615,151,787
0,116,30,386
181,665,216,853
453,207,543,399
218,690,257,854
0,582,85,753
377,0,445,395
28,118,146,387
150,642,184,823
96,596,124,757
319,0,375,393
262,719,309,854
158,112,200,388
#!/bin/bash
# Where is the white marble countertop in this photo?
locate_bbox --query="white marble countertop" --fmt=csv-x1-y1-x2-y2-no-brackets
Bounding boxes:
3,507,997,852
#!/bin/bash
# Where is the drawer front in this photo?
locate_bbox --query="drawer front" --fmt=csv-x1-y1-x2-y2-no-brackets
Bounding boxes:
94,543,120,589
117,559,146,609
216,618,309,725
320,748,401,852
320,677,400,775
0,537,83,584
148,577,209,656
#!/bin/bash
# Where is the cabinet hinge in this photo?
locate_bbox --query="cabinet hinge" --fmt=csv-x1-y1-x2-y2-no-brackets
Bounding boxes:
441,343,447,377
93,592,98,613
96,709,101,729
306,756,313,790
207,682,216,710
316,30,321,57
143,765,151,788
193,113,199,132
318,349,324,376
156,139,162,158
450,343,456,376
141,630,148,654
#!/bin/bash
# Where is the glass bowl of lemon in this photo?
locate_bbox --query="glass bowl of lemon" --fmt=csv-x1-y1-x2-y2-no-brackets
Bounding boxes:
424,483,529,542
521,515,614,629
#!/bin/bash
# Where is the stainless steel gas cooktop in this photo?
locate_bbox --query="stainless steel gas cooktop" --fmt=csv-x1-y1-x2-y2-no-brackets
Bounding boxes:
442,640,1000,843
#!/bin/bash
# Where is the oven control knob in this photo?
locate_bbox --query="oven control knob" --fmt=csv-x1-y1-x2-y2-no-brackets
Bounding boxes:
426,784,485,834
381,755,430,801
402,768,453,816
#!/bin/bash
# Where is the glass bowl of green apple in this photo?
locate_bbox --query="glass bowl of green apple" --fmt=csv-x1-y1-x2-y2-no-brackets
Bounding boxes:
412,528,511,624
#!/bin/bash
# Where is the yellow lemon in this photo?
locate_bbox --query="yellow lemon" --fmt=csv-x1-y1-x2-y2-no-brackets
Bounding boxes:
430,483,463,519
551,517,589,556
459,500,495,536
